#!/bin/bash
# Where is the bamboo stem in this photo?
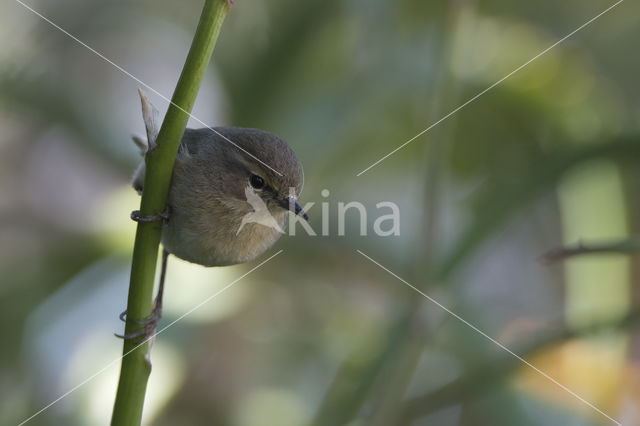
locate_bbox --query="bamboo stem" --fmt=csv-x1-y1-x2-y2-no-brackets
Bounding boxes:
111,2,229,425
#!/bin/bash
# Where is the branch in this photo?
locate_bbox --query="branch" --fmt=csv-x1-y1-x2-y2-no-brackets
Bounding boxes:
398,309,640,423
111,1,229,425
542,237,640,264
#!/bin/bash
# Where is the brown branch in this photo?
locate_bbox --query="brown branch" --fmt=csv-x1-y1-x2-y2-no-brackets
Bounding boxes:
542,237,640,264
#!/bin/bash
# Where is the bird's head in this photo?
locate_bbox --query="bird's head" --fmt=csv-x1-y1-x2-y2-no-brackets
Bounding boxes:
211,127,308,221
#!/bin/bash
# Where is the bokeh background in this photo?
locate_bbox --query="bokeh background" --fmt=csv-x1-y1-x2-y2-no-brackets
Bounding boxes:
2,0,640,425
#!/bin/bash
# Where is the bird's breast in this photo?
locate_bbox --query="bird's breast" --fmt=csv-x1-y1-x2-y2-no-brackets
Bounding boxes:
161,209,286,267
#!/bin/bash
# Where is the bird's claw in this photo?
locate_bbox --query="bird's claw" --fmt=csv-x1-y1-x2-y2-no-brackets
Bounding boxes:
130,209,169,223
116,305,162,342
119,309,161,326
114,324,156,342
115,249,168,344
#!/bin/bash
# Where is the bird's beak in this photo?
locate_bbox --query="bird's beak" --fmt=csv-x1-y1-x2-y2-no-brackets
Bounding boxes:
280,197,309,221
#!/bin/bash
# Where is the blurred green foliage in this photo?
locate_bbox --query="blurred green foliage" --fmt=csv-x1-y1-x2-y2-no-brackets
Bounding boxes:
1,0,639,425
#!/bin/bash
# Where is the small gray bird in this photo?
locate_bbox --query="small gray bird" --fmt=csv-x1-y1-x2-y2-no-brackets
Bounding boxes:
119,91,307,339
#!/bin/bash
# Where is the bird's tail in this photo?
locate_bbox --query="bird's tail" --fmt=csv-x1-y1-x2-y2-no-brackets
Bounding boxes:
131,88,161,155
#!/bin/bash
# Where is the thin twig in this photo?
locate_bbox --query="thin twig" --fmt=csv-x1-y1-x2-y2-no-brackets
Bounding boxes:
542,237,640,264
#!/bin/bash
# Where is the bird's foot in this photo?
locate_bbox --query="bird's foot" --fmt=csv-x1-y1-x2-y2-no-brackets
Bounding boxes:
130,208,169,224
115,305,162,342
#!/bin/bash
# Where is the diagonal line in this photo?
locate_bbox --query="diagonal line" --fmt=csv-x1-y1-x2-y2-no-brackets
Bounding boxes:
356,0,625,176
17,250,284,426
13,0,283,177
356,249,622,426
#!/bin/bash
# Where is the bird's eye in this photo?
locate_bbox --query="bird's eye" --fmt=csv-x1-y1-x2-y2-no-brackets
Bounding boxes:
249,174,265,189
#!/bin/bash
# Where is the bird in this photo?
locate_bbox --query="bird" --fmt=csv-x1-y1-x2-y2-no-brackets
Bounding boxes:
118,90,307,340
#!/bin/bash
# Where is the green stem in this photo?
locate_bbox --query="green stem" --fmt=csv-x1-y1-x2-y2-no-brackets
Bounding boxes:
111,1,228,425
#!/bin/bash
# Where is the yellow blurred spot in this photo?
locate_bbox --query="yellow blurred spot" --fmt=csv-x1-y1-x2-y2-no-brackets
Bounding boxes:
164,258,249,324
233,387,308,426
516,339,630,419
558,160,630,327
451,15,502,79
63,334,185,426
90,184,140,252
